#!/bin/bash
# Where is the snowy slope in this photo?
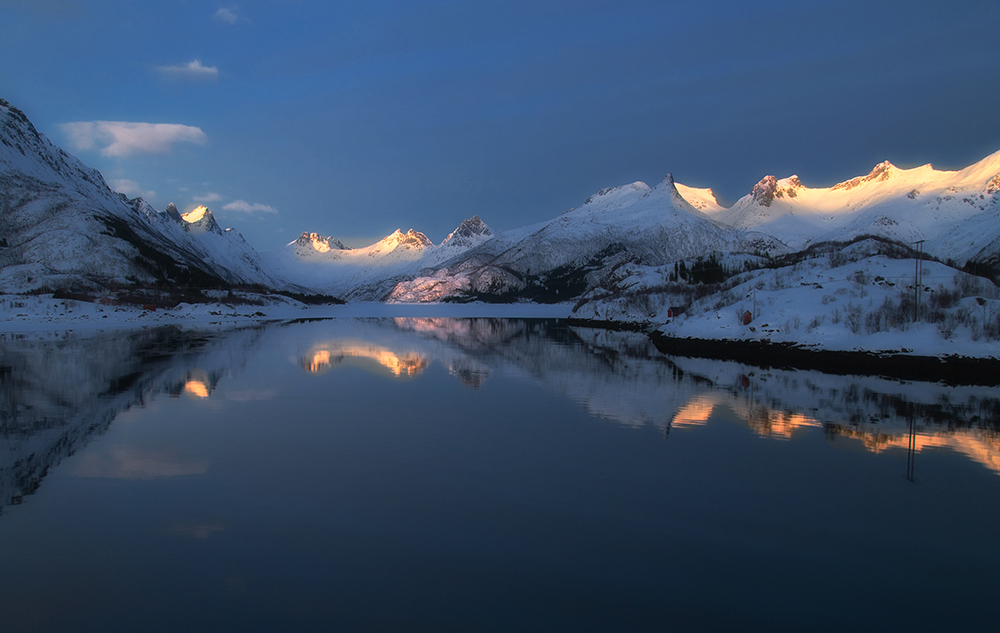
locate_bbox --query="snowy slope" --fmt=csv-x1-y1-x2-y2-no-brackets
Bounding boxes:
0,98,284,293
674,183,726,214
572,238,1000,359
707,152,1000,263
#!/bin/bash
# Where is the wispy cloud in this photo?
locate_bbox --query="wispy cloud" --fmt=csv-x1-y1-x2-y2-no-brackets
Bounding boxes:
193,192,223,203
60,121,207,157
214,6,240,24
155,59,219,81
111,178,156,200
223,199,277,214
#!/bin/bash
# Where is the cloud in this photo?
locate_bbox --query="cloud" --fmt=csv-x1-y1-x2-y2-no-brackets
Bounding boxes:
111,178,156,200
193,192,223,203
155,59,219,81
223,199,277,214
214,6,240,23
60,121,207,157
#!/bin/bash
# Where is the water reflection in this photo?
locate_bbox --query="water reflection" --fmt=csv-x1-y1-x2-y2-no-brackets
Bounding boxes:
660,355,1000,475
300,340,429,377
179,369,215,399
2,317,999,516
0,325,266,515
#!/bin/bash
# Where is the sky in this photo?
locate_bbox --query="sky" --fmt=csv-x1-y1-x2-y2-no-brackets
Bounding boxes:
2,0,1000,252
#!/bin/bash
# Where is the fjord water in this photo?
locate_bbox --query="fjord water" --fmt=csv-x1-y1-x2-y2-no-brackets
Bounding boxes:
1,319,997,632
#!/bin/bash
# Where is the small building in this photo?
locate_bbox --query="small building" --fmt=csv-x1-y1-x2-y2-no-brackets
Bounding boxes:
666,306,685,319
98,296,119,306
741,309,753,325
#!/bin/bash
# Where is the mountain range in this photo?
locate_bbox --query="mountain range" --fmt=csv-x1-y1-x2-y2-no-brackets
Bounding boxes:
2,96,999,304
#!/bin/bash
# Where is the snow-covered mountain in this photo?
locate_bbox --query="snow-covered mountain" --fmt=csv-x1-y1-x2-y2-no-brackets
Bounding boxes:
0,98,282,294
6,93,1000,307
270,217,494,300
386,175,785,302
706,152,1000,264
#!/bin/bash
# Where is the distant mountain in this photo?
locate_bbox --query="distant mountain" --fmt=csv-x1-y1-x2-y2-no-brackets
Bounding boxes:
705,153,1000,265
440,215,493,249
0,98,283,295
387,175,785,302
271,219,494,300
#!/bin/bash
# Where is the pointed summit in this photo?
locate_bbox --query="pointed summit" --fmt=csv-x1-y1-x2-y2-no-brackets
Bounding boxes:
442,215,492,248
832,160,895,191
163,202,184,223
181,205,223,235
647,173,704,215
295,232,347,253
382,229,432,250
751,175,779,207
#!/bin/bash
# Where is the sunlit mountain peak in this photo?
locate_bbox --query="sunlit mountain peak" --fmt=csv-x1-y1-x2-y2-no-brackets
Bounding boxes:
181,205,210,223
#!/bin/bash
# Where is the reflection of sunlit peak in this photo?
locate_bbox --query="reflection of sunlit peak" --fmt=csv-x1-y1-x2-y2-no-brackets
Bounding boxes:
306,350,332,373
184,380,210,399
746,406,820,439
379,351,427,376
672,395,719,428
831,426,1000,474
301,340,429,378
180,368,213,399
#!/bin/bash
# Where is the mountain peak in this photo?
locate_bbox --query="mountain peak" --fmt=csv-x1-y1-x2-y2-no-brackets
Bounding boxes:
442,215,492,248
1,98,115,202
581,182,651,208
832,160,895,191
385,228,432,249
751,175,779,207
748,174,805,207
163,202,184,223
181,205,223,235
654,172,704,213
295,232,347,253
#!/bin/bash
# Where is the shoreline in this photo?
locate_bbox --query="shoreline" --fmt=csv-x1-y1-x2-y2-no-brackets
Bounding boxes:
645,330,1000,386
565,316,1000,386
5,297,999,384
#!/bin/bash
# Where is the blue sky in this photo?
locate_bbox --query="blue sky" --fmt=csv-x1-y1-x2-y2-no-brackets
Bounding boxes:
3,0,999,251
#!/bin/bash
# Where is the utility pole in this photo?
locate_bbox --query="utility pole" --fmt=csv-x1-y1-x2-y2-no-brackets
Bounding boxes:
906,414,917,483
913,240,925,322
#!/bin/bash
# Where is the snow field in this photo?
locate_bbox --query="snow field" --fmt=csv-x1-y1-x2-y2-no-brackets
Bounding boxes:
574,250,1000,358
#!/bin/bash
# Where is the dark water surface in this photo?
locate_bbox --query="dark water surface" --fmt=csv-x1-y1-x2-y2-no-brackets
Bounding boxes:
1,318,997,632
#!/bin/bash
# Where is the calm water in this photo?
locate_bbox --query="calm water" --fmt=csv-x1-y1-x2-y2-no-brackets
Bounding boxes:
1,318,998,632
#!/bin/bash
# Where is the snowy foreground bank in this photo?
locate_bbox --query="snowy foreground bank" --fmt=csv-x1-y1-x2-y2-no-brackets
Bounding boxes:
572,252,1000,361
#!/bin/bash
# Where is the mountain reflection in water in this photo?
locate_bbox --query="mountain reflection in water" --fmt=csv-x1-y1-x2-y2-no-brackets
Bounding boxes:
2,318,999,516
2,318,999,631
301,340,429,377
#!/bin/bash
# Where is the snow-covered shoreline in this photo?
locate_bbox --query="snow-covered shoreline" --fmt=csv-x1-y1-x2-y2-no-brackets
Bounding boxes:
4,287,999,386
0,294,574,334
571,250,1000,360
